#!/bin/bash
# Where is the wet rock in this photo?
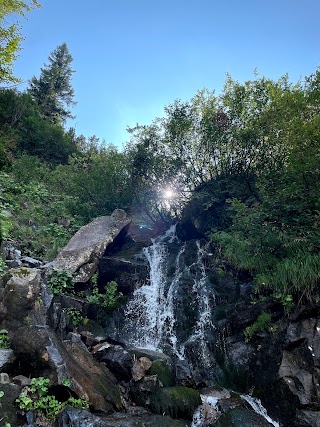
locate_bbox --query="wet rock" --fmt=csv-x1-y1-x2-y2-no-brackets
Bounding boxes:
132,357,152,382
59,406,188,427
213,407,274,426
92,342,133,381
175,359,194,387
150,386,201,420
129,348,171,363
147,360,175,387
129,375,162,406
50,210,131,283
99,256,148,295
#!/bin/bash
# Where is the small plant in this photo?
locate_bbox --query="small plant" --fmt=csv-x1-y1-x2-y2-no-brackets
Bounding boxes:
48,269,74,295
244,311,272,342
16,377,89,423
64,308,83,327
0,330,10,349
87,280,122,310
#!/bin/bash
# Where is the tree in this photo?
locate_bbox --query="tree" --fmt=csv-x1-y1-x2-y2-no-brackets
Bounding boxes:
0,0,40,84
28,43,76,124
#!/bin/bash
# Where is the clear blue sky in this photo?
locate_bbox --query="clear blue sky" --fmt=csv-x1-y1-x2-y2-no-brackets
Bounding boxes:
11,0,320,148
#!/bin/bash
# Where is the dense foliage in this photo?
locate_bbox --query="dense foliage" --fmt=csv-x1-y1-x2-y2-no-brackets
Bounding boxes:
0,0,40,83
0,32,319,306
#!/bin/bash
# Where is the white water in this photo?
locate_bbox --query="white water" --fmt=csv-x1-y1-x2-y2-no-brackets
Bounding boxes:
123,226,184,352
121,225,215,363
241,395,280,427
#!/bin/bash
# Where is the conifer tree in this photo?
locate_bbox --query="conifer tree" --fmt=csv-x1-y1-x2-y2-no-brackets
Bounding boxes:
28,43,76,124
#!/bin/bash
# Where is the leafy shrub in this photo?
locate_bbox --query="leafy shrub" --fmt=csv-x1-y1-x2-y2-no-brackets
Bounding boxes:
0,329,10,349
244,311,272,342
87,280,123,310
63,308,83,327
15,377,89,422
48,269,74,295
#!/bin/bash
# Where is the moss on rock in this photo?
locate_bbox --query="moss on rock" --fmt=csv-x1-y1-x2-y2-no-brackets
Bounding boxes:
147,360,175,387
150,386,201,420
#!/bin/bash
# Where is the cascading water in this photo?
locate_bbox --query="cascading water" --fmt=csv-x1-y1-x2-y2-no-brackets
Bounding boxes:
118,225,217,370
122,225,184,352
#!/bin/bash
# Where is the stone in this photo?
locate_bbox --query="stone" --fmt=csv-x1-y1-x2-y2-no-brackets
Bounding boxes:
129,348,171,363
59,406,188,427
92,342,133,381
213,407,274,427
21,256,43,268
129,375,162,406
2,267,41,328
50,210,131,283
132,357,152,382
62,340,123,413
150,386,201,420
12,375,32,386
80,331,106,348
0,349,15,371
147,360,175,387
0,383,21,426
0,372,9,383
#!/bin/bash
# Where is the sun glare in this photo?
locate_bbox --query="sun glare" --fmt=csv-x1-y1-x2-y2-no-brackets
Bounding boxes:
163,188,174,199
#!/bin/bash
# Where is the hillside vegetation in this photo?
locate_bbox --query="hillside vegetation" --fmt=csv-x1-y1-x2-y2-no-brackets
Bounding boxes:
1,41,320,310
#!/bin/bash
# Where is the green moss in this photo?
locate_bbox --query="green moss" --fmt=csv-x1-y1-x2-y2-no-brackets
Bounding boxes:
150,386,201,420
147,361,175,387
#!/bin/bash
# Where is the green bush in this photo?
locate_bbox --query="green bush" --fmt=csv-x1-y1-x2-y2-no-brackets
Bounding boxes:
15,377,89,422
244,311,272,342
0,330,10,349
48,269,74,295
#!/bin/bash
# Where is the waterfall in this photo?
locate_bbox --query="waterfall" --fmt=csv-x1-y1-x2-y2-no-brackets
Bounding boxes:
122,225,184,353
120,225,216,364
241,395,280,427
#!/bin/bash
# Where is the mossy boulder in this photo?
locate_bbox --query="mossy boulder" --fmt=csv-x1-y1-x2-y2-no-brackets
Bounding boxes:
147,360,175,387
213,407,274,427
150,386,201,420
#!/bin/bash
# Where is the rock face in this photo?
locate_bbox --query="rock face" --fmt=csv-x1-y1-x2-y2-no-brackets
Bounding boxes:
51,210,131,283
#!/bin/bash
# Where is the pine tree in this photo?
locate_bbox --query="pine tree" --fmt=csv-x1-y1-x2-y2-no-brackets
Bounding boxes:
28,43,76,124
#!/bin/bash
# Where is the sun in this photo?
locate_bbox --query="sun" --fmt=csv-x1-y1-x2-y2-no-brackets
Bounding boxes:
163,188,174,199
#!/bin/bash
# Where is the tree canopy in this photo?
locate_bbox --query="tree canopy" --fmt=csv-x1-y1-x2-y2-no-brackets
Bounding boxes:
0,0,40,84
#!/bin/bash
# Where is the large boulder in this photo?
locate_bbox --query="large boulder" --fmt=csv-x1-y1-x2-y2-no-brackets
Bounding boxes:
1,267,42,329
51,210,131,283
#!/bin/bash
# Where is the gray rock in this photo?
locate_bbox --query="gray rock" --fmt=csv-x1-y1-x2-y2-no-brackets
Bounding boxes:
21,256,43,268
0,383,21,425
12,375,32,386
132,357,152,382
3,243,21,260
129,375,162,406
213,407,274,426
59,406,188,427
92,342,133,381
296,410,320,427
2,267,41,328
0,349,15,371
5,259,22,268
51,210,131,283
